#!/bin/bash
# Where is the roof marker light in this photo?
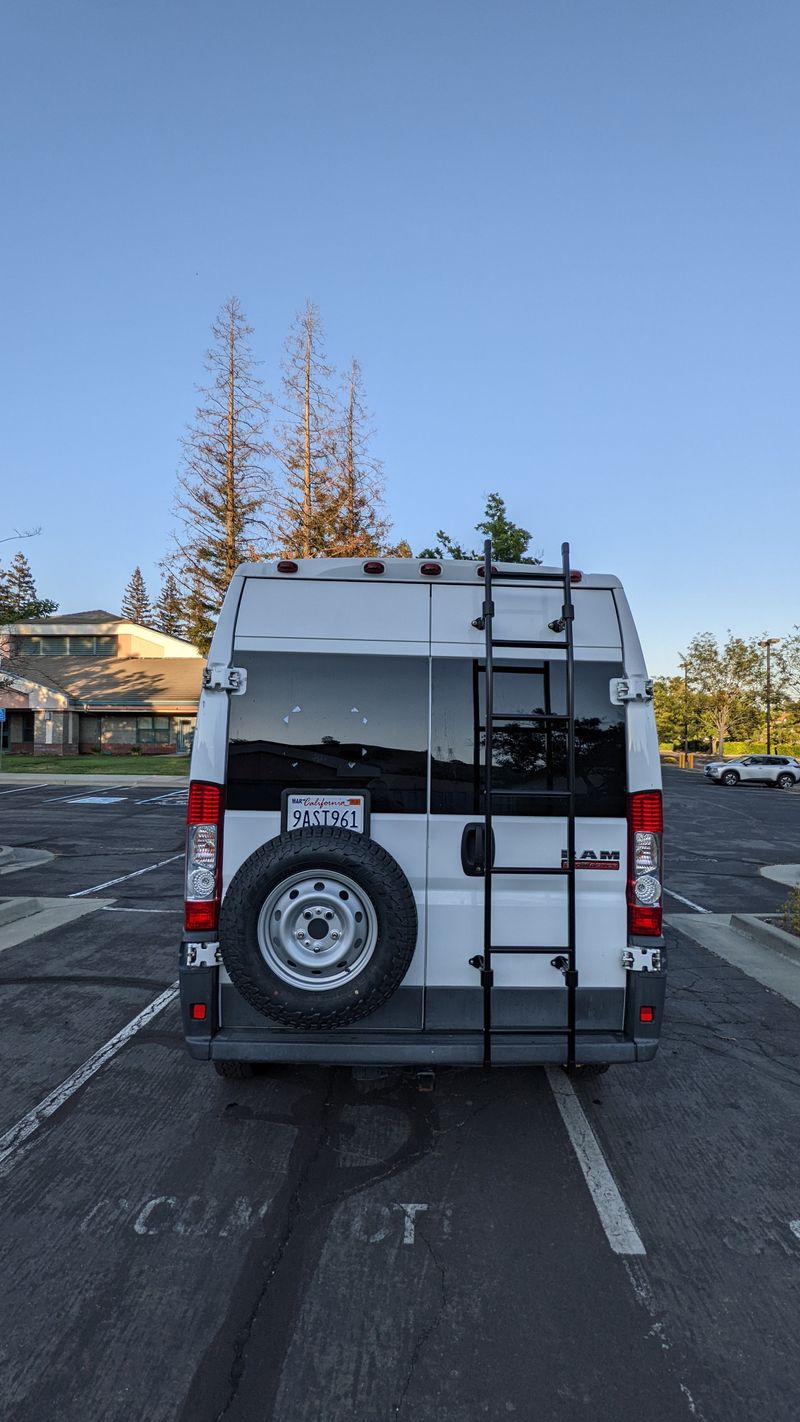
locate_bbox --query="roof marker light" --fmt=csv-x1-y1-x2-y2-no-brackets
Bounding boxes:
477,565,498,578
419,562,442,576
363,561,385,575
570,570,583,583
277,560,298,574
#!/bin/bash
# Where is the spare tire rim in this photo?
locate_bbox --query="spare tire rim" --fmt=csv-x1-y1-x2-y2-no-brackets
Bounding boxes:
257,870,379,990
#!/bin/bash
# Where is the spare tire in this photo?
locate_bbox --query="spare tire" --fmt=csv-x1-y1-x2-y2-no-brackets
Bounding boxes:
219,828,418,1029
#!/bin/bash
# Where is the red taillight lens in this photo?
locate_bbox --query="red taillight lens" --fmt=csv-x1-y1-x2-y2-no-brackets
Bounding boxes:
363,560,384,575
190,1003,207,1021
627,791,663,938
188,782,222,823
570,570,583,583
477,565,498,578
277,560,298,573
419,562,441,576
639,1006,655,1023
185,781,224,933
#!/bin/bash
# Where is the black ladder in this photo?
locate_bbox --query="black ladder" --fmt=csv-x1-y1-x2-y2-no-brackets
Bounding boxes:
469,538,579,1068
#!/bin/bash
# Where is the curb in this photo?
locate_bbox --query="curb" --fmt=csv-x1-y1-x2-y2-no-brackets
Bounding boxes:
0,774,188,787
730,913,800,963
0,898,44,928
0,847,13,867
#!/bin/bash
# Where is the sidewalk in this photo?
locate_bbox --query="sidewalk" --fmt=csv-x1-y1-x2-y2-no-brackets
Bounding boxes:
667,911,800,1009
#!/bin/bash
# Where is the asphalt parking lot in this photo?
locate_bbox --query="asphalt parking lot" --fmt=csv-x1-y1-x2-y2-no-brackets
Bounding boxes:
0,768,798,1422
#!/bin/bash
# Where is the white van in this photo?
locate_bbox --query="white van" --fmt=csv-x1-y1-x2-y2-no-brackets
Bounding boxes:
180,546,665,1077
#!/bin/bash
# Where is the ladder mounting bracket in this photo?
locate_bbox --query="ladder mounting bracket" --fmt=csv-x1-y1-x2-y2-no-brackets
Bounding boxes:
610,675,653,705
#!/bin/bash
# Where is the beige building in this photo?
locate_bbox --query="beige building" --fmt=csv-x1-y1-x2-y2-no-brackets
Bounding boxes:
0,611,203,757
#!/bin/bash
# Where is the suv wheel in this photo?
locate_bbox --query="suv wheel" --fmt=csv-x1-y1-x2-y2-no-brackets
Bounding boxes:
721,770,740,786
776,772,796,790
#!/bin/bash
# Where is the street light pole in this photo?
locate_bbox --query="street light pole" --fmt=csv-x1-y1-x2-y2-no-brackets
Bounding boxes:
678,659,689,757
758,637,780,754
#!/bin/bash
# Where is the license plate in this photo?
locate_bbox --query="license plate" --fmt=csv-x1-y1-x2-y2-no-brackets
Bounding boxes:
285,792,367,832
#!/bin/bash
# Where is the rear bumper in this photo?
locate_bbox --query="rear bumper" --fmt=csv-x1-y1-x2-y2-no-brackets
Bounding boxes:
180,948,666,1067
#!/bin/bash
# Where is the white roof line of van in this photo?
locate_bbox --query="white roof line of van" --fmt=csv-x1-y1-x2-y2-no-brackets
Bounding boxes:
234,559,622,589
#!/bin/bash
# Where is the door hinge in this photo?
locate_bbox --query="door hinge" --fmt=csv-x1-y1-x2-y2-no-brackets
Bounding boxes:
185,941,222,968
622,947,662,972
610,675,653,705
203,664,247,695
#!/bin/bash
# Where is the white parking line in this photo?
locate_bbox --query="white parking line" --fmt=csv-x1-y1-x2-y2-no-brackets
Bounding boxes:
0,783,60,797
545,1066,646,1256
0,985,178,1177
134,791,188,805
663,887,710,913
46,785,130,803
69,852,184,898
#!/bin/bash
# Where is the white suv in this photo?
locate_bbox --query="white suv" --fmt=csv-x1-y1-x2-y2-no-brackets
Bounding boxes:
705,755,800,789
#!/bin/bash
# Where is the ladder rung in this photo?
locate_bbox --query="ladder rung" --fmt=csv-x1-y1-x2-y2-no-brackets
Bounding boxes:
489,945,570,955
491,865,570,875
491,639,568,650
489,712,569,723
479,568,569,583
489,788,570,798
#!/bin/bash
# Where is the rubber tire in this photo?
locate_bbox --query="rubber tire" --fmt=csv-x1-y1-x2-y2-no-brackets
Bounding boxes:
219,828,418,1030
776,773,796,790
213,1060,255,1079
721,770,740,786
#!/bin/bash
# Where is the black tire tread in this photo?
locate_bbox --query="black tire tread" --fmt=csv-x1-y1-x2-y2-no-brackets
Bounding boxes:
213,1060,255,1079
219,829,417,1030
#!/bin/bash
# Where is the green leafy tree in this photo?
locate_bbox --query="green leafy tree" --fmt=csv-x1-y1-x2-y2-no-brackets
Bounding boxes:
120,567,152,626
0,551,58,622
653,674,706,748
153,572,186,639
686,632,762,755
420,492,541,563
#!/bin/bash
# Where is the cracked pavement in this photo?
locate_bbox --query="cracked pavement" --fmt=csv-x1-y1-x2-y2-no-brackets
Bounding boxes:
0,775,798,1420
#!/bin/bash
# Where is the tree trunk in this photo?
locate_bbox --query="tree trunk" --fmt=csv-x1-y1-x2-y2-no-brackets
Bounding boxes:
226,314,236,580
303,320,312,558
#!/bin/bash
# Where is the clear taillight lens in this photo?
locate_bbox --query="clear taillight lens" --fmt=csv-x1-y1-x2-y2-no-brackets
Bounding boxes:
628,792,663,937
185,782,223,932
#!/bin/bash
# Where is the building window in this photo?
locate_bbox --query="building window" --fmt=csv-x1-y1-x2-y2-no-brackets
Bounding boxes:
136,716,171,745
17,634,117,657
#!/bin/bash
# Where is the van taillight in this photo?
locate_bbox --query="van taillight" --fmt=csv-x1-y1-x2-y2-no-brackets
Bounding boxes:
363,560,384,575
627,791,663,937
277,560,298,573
185,781,223,933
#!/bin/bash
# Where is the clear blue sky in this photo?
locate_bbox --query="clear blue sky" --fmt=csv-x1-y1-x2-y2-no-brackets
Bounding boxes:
2,0,798,674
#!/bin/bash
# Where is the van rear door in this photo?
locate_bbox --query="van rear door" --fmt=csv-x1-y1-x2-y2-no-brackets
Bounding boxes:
426,579,628,1034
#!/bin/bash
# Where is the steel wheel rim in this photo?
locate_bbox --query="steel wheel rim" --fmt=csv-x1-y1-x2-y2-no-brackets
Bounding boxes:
257,869,378,991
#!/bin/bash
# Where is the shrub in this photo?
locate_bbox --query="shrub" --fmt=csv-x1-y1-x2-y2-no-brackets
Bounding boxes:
780,885,800,937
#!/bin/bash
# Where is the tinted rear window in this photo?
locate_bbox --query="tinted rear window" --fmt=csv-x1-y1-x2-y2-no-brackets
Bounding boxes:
227,653,428,813
431,659,627,817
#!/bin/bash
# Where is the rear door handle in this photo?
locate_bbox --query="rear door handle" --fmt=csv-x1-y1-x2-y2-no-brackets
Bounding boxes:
461,822,495,876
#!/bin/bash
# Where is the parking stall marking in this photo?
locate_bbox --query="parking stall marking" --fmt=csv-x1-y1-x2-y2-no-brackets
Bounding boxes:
45,785,131,803
0,984,178,1178
68,852,184,898
545,1066,646,1256
663,888,710,913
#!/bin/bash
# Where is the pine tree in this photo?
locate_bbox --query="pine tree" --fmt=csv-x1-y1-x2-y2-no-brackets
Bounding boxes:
153,571,186,639
0,551,58,622
172,296,272,624
328,359,392,556
184,570,215,655
120,567,152,625
271,302,338,557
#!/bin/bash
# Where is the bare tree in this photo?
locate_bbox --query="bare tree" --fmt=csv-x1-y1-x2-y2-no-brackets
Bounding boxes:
171,297,272,636
271,302,338,557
